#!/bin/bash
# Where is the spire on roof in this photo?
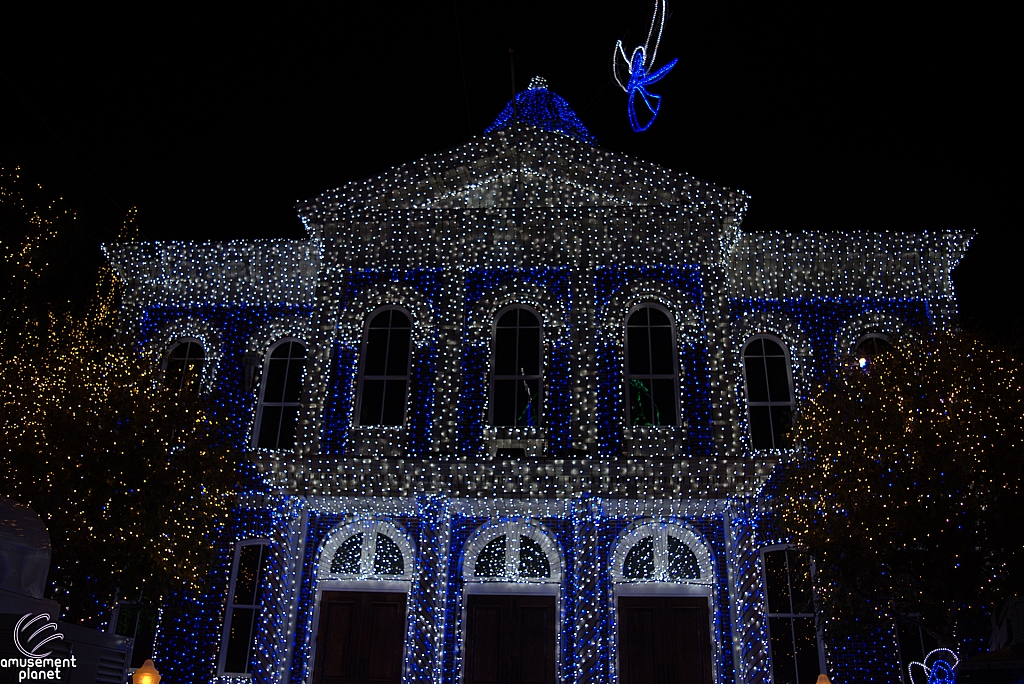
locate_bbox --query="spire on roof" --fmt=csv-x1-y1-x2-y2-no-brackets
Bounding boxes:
484,76,595,144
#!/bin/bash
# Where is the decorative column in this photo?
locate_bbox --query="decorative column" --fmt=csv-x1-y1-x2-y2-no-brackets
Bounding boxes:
570,495,606,684
411,494,450,684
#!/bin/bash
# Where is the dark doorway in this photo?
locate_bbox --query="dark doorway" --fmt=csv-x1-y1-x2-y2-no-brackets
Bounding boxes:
312,591,407,684
618,595,714,684
464,593,557,684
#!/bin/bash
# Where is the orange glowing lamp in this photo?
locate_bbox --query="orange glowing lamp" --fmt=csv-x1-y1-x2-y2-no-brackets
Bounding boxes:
132,659,162,684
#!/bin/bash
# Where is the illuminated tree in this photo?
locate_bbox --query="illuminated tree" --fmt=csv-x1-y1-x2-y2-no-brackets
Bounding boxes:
1,165,238,625
778,332,1024,648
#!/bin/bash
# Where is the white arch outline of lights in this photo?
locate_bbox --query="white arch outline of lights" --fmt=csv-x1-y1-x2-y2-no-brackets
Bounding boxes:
316,519,416,582
610,521,720,684
598,280,705,346
459,519,565,684
610,521,714,585
467,279,568,345
834,310,913,361
462,518,563,585
147,319,222,395
738,333,798,453
731,310,812,404
335,282,436,348
309,520,417,684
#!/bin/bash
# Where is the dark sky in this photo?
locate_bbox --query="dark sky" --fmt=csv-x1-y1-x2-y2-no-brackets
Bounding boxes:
1,3,1015,333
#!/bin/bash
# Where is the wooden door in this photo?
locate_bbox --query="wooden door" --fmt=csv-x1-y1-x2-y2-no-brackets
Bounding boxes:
313,591,406,684
618,596,713,684
464,594,557,684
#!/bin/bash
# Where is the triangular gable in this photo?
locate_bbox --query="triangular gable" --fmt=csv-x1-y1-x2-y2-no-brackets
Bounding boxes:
297,125,749,224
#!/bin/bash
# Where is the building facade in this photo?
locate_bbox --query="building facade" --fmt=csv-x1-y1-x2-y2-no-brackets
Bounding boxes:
107,83,969,684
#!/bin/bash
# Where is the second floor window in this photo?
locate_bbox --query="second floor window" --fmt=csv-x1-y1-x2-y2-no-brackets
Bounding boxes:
357,308,412,426
164,339,205,393
255,340,306,449
491,307,542,427
742,336,794,449
625,305,679,426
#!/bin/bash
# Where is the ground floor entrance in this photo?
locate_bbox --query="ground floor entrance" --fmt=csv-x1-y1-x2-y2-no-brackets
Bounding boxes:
312,590,407,684
463,593,557,684
618,596,714,684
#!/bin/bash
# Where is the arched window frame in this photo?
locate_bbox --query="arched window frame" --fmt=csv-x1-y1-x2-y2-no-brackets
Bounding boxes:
252,338,307,450
317,520,416,582
741,334,796,450
462,519,562,585
853,332,893,369
355,305,414,427
161,338,206,393
611,522,714,585
488,305,544,428
623,302,681,427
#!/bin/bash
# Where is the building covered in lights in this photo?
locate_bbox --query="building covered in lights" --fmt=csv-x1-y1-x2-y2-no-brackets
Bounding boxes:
106,79,969,684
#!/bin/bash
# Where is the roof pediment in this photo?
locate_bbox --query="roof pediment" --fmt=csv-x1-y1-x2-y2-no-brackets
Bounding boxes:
297,125,748,226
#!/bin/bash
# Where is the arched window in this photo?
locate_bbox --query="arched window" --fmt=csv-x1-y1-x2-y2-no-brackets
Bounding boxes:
357,308,412,426
318,521,415,580
742,336,794,449
254,340,306,450
463,521,561,584
626,305,679,426
164,339,205,392
490,307,542,427
854,333,892,369
611,523,713,584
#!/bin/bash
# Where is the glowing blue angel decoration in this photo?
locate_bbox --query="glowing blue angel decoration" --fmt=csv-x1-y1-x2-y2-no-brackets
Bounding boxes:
909,648,959,684
613,0,679,132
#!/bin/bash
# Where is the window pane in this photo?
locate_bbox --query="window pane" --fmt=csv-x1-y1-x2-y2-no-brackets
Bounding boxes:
359,379,385,425
497,309,518,327
770,406,792,449
283,356,305,403
787,550,813,614
271,341,292,359
385,328,410,375
629,379,653,426
233,544,265,605
390,310,411,329
627,326,651,375
623,536,655,579
373,533,405,576
793,617,820,684
762,338,785,356
380,380,407,426
370,310,392,328
746,338,764,356
749,406,775,449
264,358,287,403
256,406,282,449
276,405,299,449
628,307,648,326
515,379,540,427
769,617,797,684
331,533,363,574
765,356,791,403
650,378,677,426
649,326,674,374
647,307,670,326
667,535,700,580
744,355,769,402
475,536,507,577
494,327,518,375
223,608,256,674
518,536,550,578
492,379,517,426
364,329,389,375
517,326,540,375
764,550,791,614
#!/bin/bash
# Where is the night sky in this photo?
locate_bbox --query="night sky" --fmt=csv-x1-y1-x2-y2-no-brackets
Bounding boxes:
1,4,1015,334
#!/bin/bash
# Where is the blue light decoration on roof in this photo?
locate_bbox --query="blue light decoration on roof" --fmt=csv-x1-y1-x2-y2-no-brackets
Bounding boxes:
613,0,679,132
484,76,596,144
